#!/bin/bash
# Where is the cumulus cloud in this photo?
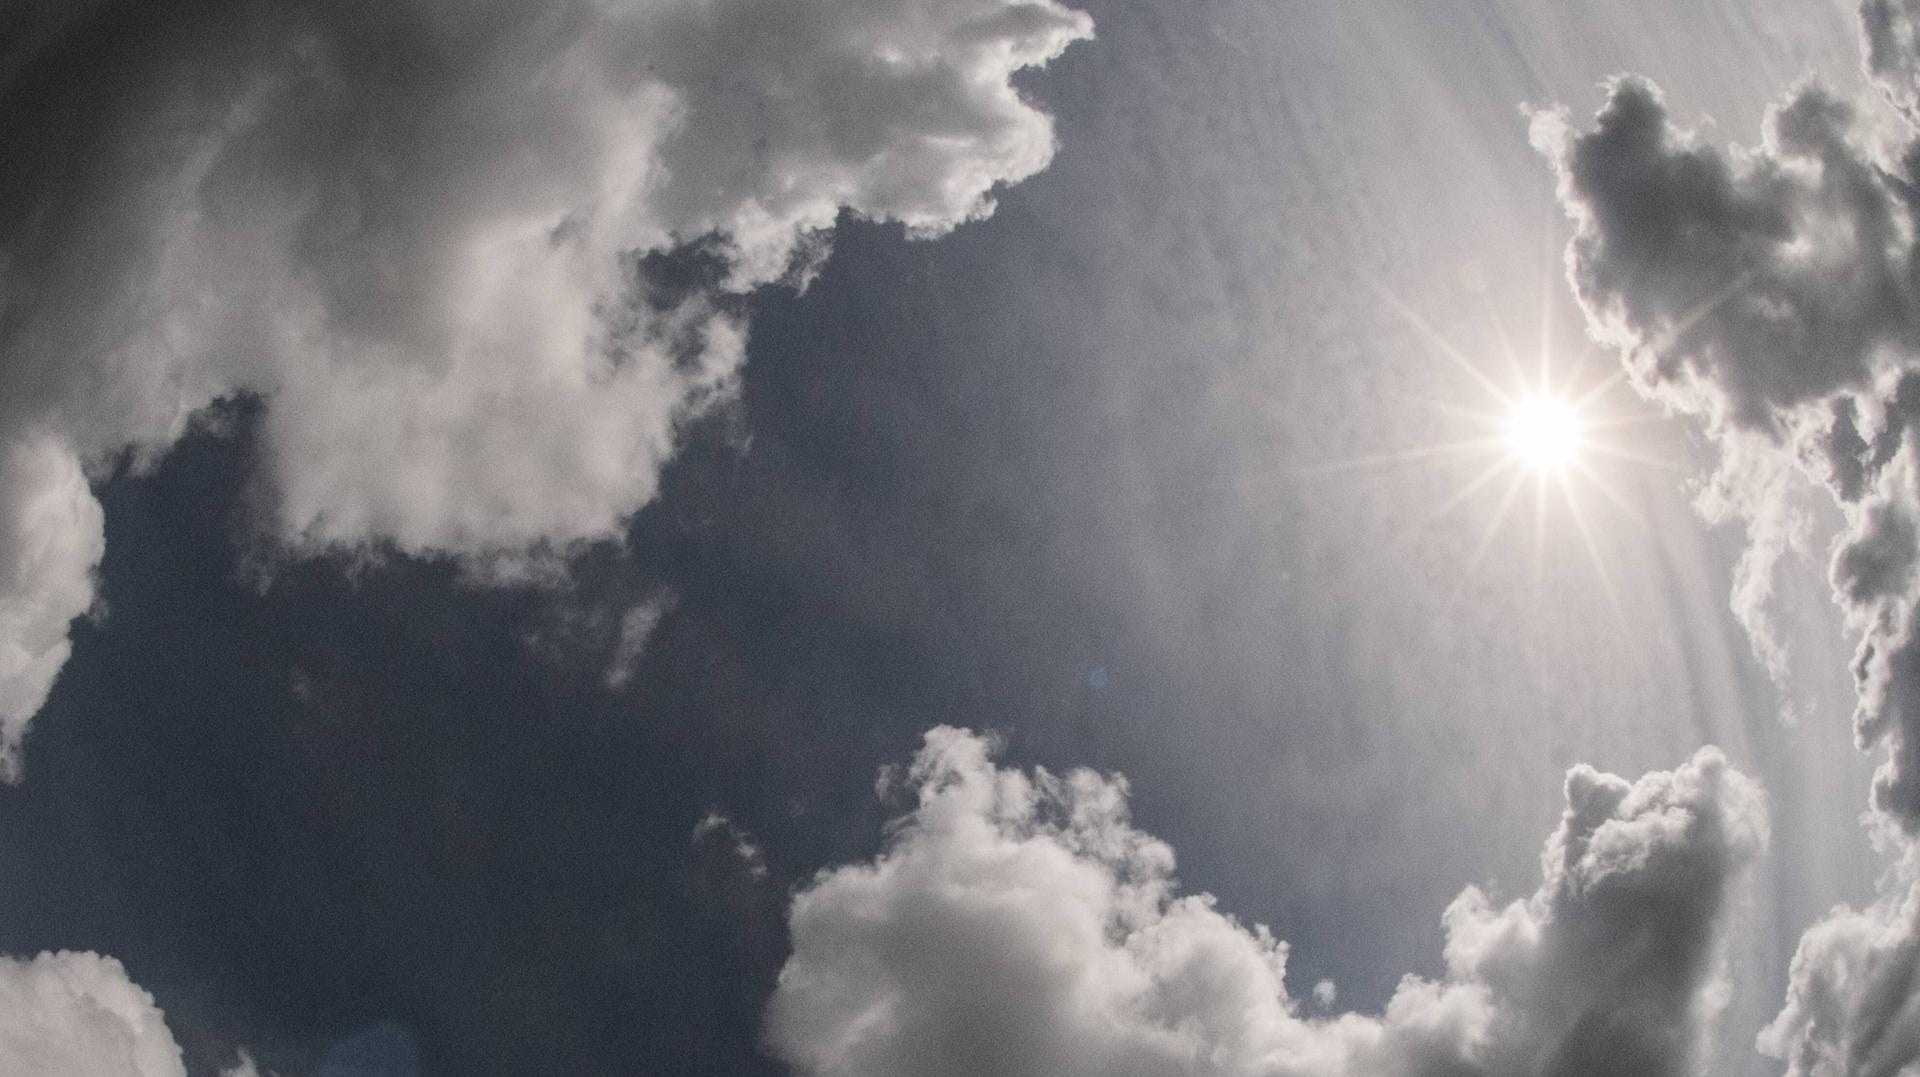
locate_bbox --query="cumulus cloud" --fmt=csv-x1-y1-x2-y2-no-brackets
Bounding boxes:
0,0,1091,775
0,950,189,1077
1530,33,1920,829
768,727,1766,1077
1759,867,1920,1077
0,435,103,781
1532,75,1913,432
1535,4,1920,1068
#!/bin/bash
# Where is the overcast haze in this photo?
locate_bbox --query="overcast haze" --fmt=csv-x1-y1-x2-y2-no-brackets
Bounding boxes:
3,1,1918,1075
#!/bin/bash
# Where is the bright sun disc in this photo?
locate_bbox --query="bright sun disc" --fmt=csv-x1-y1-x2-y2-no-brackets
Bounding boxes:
1505,394,1583,471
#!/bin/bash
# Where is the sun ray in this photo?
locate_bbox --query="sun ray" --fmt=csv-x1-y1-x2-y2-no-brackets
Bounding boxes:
1420,456,1518,532
1293,437,1503,477
1569,365,1624,413
1538,230,1556,395
1580,412,1667,433
1582,440,1685,474
1429,399,1513,426
1449,466,1532,607
1481,292,1531,390
1371,279,1513,406
1531,472,1549,582
1562,478,1629,627
1571,459,1650,530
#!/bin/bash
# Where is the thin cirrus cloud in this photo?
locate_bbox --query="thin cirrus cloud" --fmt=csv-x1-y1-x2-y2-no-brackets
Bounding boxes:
768,727,1766,1077
1533,0,1920,1071
0,0,1094,781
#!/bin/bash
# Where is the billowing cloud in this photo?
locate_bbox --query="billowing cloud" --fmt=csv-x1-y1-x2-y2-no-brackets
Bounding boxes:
1759,869,1920,1077
1531,33,1920,831
767,726,1766,1077
1535,3,1920,1070
0,435,103,781
0,0,1092,775
0,950,188,1077
1532,75,1912,432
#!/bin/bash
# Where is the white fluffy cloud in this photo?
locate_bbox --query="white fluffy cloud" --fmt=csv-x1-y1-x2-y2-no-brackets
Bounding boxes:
0,950,189,1077
0,0,1092,776
1535,3,1920,1070
768,727,1766,1077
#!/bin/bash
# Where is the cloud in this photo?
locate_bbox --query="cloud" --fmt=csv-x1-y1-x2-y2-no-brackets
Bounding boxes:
0,950,189,1077
1531,75,1912,433
767,727,1766,1077
1532,31,1920,827
0,434,104,781
1864,0,1920,122
1760,867,1920,1077
0,0,1092,776
693,809,769,880
1534,6,1920,1069
606,591,677,690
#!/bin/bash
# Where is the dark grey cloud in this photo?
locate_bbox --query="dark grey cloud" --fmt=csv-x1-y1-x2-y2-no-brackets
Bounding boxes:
1865,0,1920,121
1537,4,1920,1071
768,727,1764,1077
1537,22,1920,796
0,0,1091,779
1534,76,1912,433
1759,879,1920,1077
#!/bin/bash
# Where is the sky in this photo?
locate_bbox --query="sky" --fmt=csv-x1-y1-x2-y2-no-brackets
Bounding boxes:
6,1,1920,1075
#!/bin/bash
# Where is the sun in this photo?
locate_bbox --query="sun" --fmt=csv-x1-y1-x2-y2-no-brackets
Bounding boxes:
1505,393,1584,472
1290,273,1674,604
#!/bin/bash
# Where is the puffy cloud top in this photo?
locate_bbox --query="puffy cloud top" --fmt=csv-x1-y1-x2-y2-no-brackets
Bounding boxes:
0,950,188,1077
768,727,1765,1077
0,0,1091,777
1532,76,1913,433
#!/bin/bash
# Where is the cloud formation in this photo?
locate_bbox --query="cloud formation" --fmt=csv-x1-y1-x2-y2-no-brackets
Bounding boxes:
768,727,1765,1077
0,0,1092,776
0,435,103,782
0,950,189,1077
1534,4,1920,1068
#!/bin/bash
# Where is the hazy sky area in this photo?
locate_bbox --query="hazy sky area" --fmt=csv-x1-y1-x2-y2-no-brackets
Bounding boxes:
6,1,1920,1075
